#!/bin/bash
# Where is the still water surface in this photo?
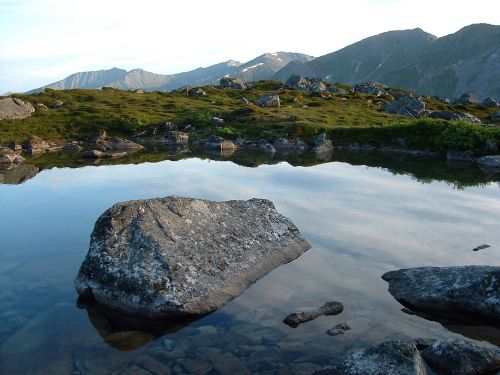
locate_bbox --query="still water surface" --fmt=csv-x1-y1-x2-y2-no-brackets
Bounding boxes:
1,155,499,374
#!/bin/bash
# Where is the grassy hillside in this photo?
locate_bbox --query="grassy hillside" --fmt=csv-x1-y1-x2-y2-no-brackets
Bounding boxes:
1,81,499,154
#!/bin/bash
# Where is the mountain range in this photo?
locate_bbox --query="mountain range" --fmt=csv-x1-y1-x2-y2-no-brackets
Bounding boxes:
29,23,499,99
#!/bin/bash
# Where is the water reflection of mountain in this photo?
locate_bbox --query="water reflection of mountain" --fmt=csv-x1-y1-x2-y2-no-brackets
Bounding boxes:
3,147,499,188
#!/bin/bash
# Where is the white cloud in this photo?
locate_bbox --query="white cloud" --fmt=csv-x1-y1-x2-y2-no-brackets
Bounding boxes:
0,0,499,92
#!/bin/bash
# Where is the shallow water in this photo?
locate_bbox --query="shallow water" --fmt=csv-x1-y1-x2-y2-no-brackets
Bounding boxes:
1,154,499,374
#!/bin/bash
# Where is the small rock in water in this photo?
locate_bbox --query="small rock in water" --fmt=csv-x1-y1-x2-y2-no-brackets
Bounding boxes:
326,322,351,336
473,244,491,252
283,301,344,328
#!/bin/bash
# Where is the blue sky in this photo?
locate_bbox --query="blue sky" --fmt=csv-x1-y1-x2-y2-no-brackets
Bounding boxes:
1,0,499,93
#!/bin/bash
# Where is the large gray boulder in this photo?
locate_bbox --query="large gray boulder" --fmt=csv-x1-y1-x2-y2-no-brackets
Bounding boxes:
204,135,238,151
353,82,388,96
385,94,425,118
314,341,427,375
75,196,310,318
421,339,500,375
455,92,479,105
482,96,498,108
167,131,189,145
0,98,35,120
0,147,25,164
220,77,246,90
382,266,500,320
257,94,280,107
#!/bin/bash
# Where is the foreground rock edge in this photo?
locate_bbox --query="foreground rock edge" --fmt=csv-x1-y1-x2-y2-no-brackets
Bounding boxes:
75,196,311,319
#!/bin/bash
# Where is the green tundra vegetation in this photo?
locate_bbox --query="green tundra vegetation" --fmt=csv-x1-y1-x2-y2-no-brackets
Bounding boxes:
1,80,499,154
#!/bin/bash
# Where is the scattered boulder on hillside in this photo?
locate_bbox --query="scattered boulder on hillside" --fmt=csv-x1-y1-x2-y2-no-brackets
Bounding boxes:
385,94,425,118
427,110,481,124
482,96,499,108
35,103,48,110
134,88,145,94
326,85,346,94
0,147,25,164
0,98,35,120
421,339,500,375
204,135,238,151
167,131,189,146
312,133,333,155
287,75,327,91
314,341,426,375
477,155,500,171
52,100,64,108
75,196,311,318
454,92,479,105
284,301,344,328
220,77,246,89
353,82,388,96
491,112,500,121
211,117,224,126
257,94,280,107
382,266,500,320
188,88,207,97
103,138,145,151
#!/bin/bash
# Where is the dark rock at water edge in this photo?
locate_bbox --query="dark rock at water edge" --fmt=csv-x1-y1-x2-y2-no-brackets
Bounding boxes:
283,301,344,328
421,338,500,375
204,135,238,151
167,131,189,145
75,196,310,318
314,341,427,375
0,147,25,164
83,150,105,159
447,150,475,163
382,266,500,320
103,138,145,151
477,155,500,171
312,133,333,155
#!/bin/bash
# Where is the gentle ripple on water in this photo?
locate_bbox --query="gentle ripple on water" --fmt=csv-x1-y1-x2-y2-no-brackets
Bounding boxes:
0,156,499,374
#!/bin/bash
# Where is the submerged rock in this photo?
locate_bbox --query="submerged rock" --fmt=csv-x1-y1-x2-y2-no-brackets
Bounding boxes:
283,301,343,328
421,338,500,375
326,322,351,336
315,341,426,375
382,266,500,320
75,196,310,318
0,97,35,120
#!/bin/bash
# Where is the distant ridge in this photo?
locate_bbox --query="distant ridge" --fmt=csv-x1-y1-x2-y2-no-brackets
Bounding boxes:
273,23,500,99
27,24,500,99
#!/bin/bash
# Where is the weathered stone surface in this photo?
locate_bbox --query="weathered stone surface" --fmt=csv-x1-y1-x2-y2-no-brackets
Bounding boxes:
83,150,104,159
211,117,224,126
205,135,238,151
0,147,25,164
314,341,426,375
0,98,35,120
326,322,351,336
287,76,327,91
353,82,387,96
257,94,280,107
382,266,500,320
103,138,145,151
421,338,500,375
312,133,333,155
75,196,310,318
482,96,499,108
283,301,343,328
167,131,189,145
385,94,425,118
446,150,475,163
220,77,246,90
428,110,481,123
455,92,479,105
477,155,500,171
188,88,207,97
